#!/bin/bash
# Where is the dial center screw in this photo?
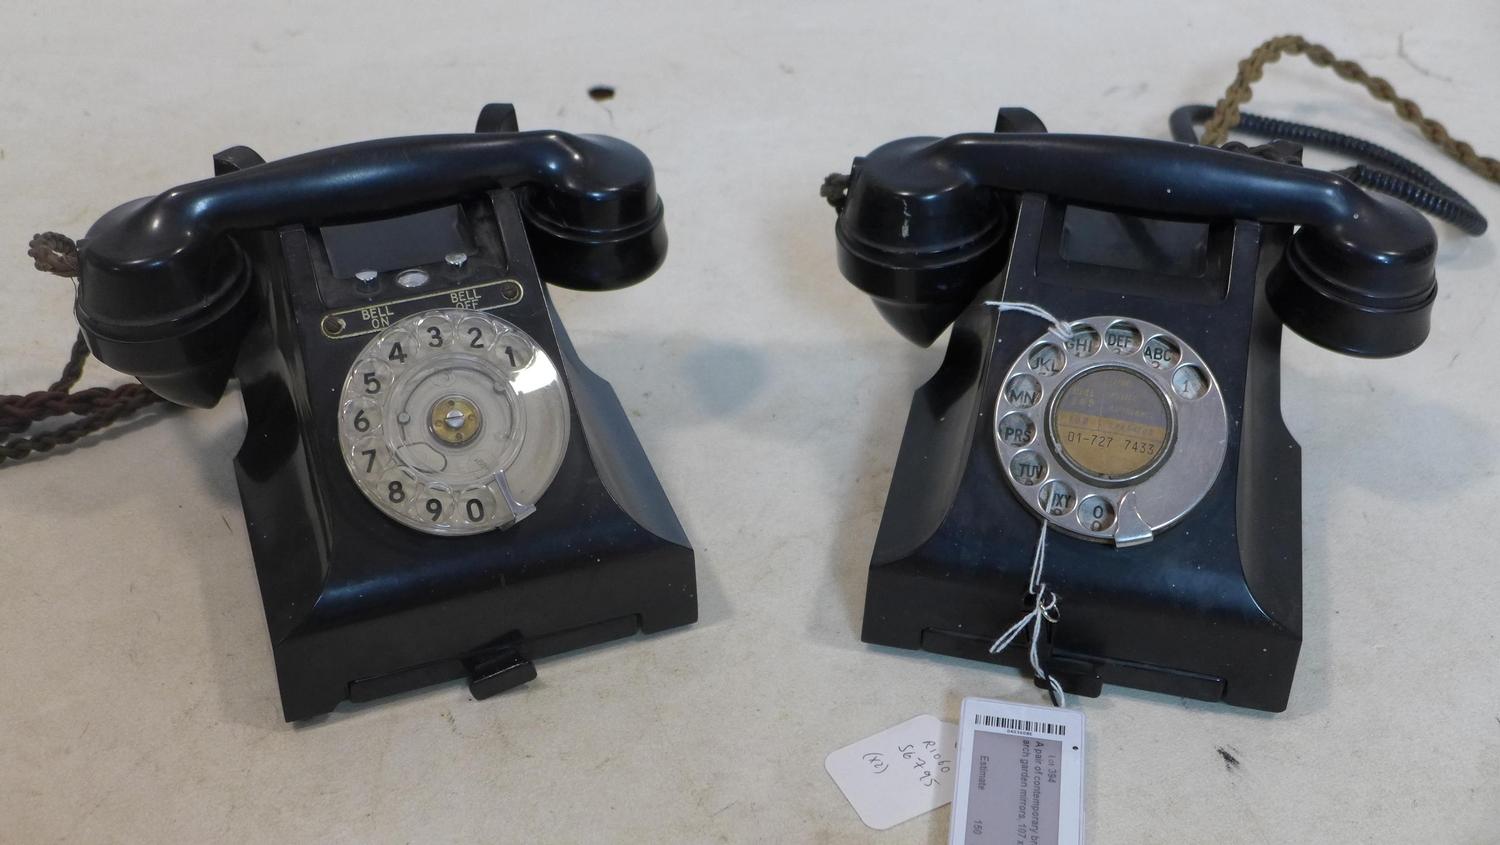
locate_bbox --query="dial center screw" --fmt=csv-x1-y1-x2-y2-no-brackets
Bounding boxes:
428,395,483,446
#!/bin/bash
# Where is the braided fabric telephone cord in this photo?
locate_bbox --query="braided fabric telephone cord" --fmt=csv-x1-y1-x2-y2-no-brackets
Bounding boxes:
1201,34,1499,186
0,233,166,466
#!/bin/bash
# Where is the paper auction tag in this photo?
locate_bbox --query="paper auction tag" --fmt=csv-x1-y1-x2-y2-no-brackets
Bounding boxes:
949,698,1085,845
825,714,960,830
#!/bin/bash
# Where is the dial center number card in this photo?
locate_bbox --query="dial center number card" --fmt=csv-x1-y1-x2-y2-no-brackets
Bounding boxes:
825,714,959,830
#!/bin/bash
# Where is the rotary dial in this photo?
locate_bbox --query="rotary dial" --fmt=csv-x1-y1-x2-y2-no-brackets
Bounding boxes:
337,308,570,535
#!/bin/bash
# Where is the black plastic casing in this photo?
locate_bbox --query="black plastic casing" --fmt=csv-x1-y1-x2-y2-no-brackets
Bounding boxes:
232,185,696,720
836,107,1448,711
860,190,1303,710
68,108,696,720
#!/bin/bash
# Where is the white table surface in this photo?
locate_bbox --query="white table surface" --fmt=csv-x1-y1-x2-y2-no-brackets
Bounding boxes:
3,2,1498,842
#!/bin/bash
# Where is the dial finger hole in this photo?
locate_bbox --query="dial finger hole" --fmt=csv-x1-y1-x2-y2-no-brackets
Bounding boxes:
1038,480,1076,517
349,358,393,398
416,486,455,525
375,327,417,367
347,436,390,480
492,332,534,370
1172,364,1208,399
459,485,499,526
1004,374,1042,409
1142,336,1180,370
415,313,456,350
1009,450,1047,486
1027,342,1066,376
1077,495,1116,532
997,412,1036,447
1064,324,1100,359
1103,321,1141,355
342,397,383,437
457,314,497,353
377,466,416,509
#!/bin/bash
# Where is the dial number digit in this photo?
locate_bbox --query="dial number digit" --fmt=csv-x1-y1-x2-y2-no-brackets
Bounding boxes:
427,326,443,347
387,480,406,503
348,361,392,402
341,398,382,439
348,437,386,476
493,334,534,369
459,486,499,526
1077,495,1116,532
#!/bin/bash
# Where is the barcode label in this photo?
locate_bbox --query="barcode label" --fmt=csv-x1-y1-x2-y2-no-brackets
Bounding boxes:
952,699,1085,845
973,713,1067,737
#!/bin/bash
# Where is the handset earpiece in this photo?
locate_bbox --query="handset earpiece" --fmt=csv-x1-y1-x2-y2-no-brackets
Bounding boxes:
1269,189,1436,356
830,110,1046,346
832,125,1439,356
76,113,666,407
515,132,667,292
474,102,666,290
833,138,1012,345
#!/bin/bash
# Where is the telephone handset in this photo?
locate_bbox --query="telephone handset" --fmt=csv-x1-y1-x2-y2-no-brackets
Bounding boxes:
71,104,697,720
828,107,1446,711
833,109,1438,356
77,102,665,408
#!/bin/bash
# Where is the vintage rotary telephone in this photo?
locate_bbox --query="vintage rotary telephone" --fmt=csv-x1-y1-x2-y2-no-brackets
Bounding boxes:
825,98,1487,711
37,104,697,720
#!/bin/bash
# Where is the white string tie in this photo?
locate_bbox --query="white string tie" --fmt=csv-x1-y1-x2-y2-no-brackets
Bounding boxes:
983,300,1075,340
988,521,1067,708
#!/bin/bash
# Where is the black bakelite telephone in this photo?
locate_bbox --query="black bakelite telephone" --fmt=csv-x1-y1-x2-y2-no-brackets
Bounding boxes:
826,105,1463,711
69,104,697,720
